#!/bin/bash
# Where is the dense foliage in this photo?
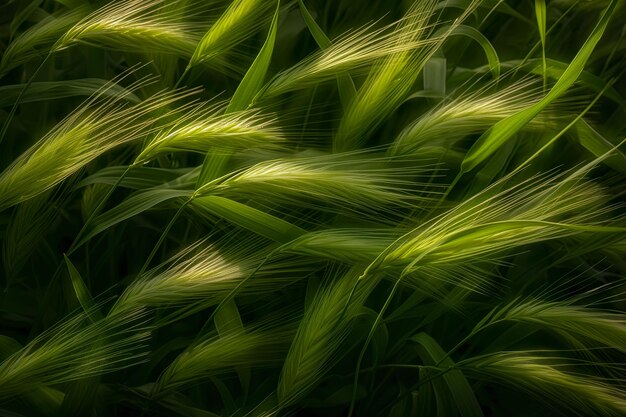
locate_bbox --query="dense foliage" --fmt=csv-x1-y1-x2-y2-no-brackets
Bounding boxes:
1,0,625,416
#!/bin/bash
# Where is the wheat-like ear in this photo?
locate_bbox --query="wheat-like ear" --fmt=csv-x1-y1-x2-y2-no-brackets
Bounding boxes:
112,242,250,314
281,228,401,264
197,153,438,220
0,76,199,211
111,238,307,315
259,16,441,99
277,267,376,409
0,7,89,77
0,307,150,399
361,166,619,297
135,103,284,164
158,326,293,392
460,352,626,416
2,189,63,280
388,78,551,156
52,0,200,56
477,297,626,353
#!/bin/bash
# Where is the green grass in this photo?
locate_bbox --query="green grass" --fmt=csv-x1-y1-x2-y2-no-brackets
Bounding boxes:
0,0,625,416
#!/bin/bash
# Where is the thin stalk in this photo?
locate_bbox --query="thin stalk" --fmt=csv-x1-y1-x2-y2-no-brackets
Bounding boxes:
513,83,609,174
68,164,134,255
0,52,51,147
137,197,191,277
347,276,404,417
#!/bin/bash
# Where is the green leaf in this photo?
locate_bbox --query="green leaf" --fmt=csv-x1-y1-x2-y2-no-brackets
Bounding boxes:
0,336,21,360
461,0,618,174
214,300,249,397
535,0,547,88
411,332,483,417
73,188,193,250
191,195,306,244
227,1,280,113
297,0,330,49
63,254,101,321
214,300,244,337
535,0,547,46
572,120,626,174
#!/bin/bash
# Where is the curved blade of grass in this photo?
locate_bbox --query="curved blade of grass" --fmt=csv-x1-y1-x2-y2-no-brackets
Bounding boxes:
136,107,283,164
333,0,442,152
64,254,101,321
281,228,398,264
535,0,547,89
158,327,292,392
439,24,500,79
228,2,279,113
213,300,250,397
52,0,199,56
278,268,374,409
0,80,198,211
190,195,306,244
259,17,441,99
72,188,193,250
411,332,483,417
0,309,150,399
389,79,544,157
572,120,626,174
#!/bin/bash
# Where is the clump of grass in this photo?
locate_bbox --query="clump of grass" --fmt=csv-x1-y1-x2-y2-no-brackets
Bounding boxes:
0,0,625,416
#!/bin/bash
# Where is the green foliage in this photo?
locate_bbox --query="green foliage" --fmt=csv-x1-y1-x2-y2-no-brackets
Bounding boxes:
0,0,625,416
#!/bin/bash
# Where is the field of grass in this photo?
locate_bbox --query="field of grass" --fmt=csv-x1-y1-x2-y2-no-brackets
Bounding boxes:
1,0,625,416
